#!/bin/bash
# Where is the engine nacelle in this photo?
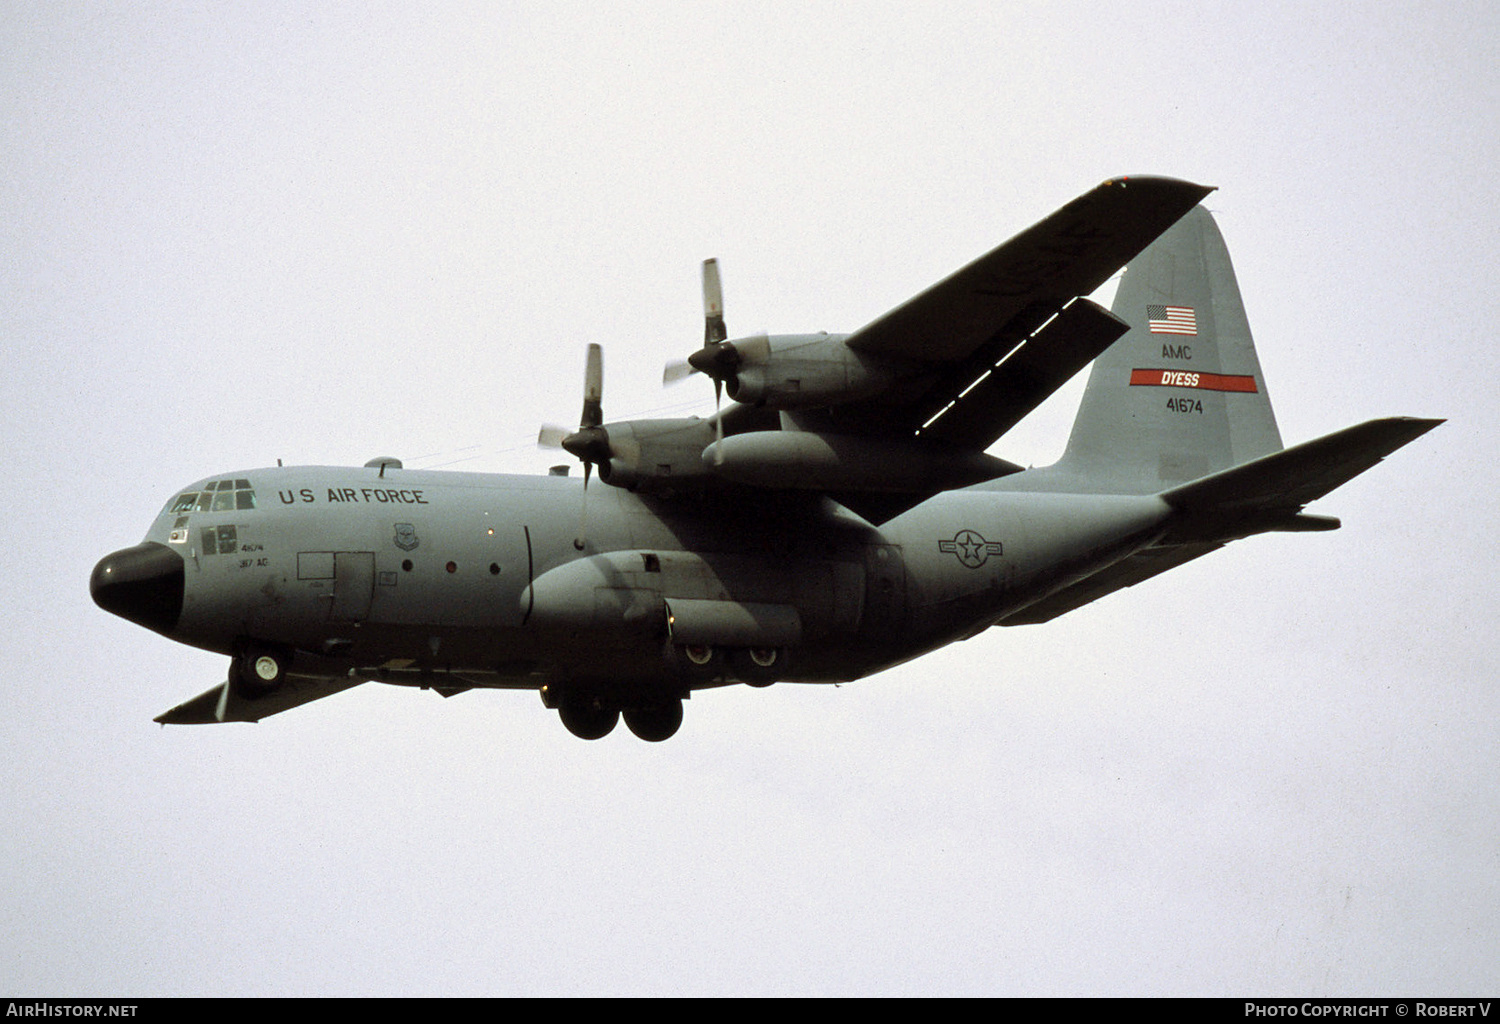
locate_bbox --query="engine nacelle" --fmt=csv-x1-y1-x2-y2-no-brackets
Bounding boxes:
596,418,718,492
706,431,1022,493
726,334,898,409
523,554,667,633
521,551,802,648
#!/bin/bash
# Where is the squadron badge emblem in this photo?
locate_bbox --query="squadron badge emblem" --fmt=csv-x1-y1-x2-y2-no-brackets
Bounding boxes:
393,523,420,552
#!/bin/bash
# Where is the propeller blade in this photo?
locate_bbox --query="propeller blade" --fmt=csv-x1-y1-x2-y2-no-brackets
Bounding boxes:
538,424,570,448
663,358,697,385
713,378,724,464
580,342,603,429
702,258,726,345
575,458,593,550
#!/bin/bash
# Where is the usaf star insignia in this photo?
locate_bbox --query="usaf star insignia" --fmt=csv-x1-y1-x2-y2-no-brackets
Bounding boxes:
939,529,1003,568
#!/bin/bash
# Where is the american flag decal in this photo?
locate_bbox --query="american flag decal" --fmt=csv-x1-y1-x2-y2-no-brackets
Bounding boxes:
1147,304,1197,335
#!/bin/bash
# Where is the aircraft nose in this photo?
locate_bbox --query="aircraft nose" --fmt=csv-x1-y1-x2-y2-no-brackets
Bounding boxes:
90,542,185,635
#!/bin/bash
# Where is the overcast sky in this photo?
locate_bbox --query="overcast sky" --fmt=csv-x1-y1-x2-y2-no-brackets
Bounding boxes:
4,1,1497,996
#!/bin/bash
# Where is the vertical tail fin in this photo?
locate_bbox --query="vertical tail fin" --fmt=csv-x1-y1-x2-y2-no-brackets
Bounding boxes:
1054,205,1283,492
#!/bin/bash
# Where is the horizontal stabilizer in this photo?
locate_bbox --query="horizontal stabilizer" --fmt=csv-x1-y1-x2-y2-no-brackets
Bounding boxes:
155,673,364,725
999,417,1441,624
1162,416,1443,517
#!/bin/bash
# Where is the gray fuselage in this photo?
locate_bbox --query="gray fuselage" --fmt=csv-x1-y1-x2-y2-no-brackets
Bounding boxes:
120,464,1171,699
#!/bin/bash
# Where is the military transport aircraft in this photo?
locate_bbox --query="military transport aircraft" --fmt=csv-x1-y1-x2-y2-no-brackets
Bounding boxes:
91,176,1441,741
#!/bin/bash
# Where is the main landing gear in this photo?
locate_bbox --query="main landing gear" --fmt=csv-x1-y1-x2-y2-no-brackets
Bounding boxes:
557,697,684,742
622,702,683,742
557,700,621,740
548,644,787,742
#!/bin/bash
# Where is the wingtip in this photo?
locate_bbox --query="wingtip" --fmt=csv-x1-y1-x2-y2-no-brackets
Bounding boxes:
1099,174,1216,199
1390,415,1446,436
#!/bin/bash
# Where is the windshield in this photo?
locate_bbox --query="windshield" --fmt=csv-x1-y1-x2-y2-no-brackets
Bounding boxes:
161,478,257,515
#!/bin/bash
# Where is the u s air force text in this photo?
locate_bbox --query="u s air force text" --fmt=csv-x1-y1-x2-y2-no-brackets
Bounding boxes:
277,487,429,505
1247,1005,1492,1018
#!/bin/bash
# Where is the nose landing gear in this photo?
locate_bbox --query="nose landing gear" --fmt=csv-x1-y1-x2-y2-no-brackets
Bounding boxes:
232,643,290,699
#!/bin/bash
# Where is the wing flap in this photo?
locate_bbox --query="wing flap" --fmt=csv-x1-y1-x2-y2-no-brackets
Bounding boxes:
918,297,1128,450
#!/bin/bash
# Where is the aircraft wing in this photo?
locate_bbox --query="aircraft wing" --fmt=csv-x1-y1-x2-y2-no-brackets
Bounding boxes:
606,178,1212,525
154,673,365,725
826,176,1214,443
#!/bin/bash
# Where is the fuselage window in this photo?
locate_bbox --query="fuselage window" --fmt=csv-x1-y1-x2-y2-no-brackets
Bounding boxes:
199,524,238,556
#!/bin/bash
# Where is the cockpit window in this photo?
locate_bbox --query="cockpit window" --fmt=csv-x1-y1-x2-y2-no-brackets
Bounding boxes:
162,479,257,516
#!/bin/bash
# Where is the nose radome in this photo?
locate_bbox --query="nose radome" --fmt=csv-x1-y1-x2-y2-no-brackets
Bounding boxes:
91,542,185,635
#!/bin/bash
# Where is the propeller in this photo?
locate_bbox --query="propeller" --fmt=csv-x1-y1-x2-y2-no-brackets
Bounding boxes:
539,343,608,548
662,258,737,459
664,258,742,389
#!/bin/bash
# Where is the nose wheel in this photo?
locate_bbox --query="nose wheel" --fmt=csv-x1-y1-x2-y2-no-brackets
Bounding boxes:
232,644,289,699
